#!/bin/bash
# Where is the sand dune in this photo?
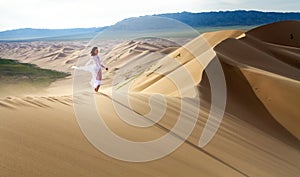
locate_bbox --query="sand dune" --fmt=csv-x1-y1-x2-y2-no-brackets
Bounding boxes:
0,41,86,72
0,95,245,177
0,21,300,177
201,30,244,47
214,21,300,140
246,20,300,48
101,39,181,86
121,22,300,176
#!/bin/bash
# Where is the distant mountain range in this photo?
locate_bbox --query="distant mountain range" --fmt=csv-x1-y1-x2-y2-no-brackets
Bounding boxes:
156,10,300,27
1,10,300,41
0,27,107,41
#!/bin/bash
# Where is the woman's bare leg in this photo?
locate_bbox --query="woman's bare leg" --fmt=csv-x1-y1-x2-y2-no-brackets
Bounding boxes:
94,85,100,92
96,69,102,80
94,69,102,92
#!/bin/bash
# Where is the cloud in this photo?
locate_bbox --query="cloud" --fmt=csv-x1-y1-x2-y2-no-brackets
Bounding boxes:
0,0,299,31
220,0,242,4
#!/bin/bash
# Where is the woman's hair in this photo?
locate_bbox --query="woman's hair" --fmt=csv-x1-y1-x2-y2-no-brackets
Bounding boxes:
90,47,98,56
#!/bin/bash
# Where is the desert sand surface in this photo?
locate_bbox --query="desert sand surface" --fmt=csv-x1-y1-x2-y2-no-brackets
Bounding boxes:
0,21,300,177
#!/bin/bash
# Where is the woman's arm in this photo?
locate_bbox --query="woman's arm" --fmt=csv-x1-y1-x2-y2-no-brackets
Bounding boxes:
101,63,108,70
85,58,92,66
100,64,106,69
96,56,108,70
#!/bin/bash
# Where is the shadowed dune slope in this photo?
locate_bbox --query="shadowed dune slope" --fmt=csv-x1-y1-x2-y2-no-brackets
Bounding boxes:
214,20,300,140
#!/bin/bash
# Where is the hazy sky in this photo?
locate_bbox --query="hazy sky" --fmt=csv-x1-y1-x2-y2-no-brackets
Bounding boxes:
0,0,299,31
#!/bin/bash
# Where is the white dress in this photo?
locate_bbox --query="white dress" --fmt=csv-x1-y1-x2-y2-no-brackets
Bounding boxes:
72,55,106,89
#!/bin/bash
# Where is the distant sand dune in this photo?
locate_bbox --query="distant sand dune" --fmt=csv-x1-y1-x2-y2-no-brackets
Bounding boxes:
0,41,86,72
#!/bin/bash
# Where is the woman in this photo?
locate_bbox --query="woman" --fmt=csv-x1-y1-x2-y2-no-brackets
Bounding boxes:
85,47,108,92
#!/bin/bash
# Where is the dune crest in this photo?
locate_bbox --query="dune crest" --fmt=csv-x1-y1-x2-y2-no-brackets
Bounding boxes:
129,30,243,96
246,20,300,48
